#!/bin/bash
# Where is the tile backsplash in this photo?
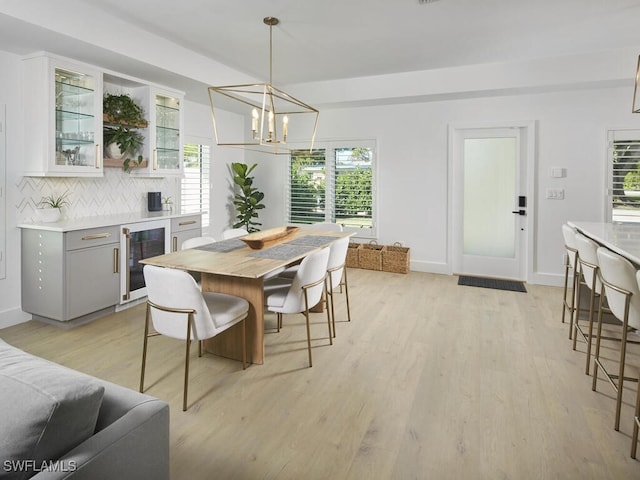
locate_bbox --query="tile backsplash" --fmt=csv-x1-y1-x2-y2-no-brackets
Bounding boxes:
16,168,179,222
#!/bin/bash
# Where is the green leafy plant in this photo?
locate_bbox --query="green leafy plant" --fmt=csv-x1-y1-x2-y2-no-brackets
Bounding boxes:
103,93,147,172
103,93,147,126
231,162,265,233
38,191,71,209
624,168,640,191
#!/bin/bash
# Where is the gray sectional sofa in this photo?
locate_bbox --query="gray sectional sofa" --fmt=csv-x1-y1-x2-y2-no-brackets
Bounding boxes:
0,338,169,480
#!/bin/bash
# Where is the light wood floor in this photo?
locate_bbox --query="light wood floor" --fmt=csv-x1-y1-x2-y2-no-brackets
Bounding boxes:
2,269,640,479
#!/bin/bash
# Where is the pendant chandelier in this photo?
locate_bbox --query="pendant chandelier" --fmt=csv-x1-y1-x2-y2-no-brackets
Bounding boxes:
634,55,640,113
208,17,319,155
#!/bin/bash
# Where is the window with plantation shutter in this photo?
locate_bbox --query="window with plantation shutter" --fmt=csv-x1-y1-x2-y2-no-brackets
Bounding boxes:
181,142,210,227
288,140,375,235
609,129,640,223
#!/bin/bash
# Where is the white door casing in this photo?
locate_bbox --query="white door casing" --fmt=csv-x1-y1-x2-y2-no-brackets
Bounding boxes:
449,123,535,281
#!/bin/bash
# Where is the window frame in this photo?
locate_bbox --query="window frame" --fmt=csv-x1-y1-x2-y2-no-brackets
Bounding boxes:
286,139,377,238
607,128,640,223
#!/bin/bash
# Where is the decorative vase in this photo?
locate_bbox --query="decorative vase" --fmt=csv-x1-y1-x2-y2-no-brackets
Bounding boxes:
36,207,61,223
105,143,125,160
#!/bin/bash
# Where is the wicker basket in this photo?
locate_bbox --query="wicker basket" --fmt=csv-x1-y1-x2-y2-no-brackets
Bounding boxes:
383,243,410,274
359,241,383,271
346,242,361,268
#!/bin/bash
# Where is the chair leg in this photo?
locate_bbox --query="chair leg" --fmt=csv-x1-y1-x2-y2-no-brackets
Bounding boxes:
183,313,194,412
327,276,336,339
140,303,151,393
631,371,640,458
572,270,583,342
325,279,333,345
303,292,313,367
591,288,605,392
561,261,570,324
242,318,247,370
614,318,631,431
343,268,351,323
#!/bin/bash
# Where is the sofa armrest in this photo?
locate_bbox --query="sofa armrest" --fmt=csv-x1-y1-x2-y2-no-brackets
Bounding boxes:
31,398,169,480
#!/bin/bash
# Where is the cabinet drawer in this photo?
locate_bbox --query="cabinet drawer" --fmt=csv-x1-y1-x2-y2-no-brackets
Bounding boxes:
65,226,120,251
171,215,202,232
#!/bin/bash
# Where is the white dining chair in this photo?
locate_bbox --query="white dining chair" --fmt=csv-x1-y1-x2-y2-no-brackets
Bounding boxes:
264,247,331,367
561,224,579,336
222,228,248,240
140,265,249,411
591,247,640,430
181,236,216,250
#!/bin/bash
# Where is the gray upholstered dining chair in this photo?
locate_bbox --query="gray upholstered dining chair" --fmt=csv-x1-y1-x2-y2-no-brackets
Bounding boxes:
141,265,249,411
264,247,331,367
591,247,640,430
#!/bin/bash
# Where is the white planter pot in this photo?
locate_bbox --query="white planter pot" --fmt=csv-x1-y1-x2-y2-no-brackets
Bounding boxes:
36,208,61,223
105,143,125,160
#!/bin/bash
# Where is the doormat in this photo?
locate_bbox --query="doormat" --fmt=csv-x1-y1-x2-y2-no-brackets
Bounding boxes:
458,275,527,293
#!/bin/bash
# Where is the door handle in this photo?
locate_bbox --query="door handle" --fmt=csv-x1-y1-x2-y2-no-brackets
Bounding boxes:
512,210,526,216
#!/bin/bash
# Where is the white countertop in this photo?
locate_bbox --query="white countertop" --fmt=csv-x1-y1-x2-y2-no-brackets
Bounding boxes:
568,221,640,265
18,211,200,232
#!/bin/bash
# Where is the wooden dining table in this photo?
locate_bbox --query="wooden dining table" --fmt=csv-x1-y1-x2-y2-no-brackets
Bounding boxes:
140,228,352,364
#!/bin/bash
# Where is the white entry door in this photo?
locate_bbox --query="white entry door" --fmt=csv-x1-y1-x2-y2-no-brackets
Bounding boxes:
451,127,528,280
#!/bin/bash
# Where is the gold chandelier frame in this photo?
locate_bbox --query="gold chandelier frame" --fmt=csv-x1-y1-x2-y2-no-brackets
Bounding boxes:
208,17,319,155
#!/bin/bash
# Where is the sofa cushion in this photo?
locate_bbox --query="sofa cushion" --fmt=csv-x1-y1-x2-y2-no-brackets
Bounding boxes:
0,340,104,479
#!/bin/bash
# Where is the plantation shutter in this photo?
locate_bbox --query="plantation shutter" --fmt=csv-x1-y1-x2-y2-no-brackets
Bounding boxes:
181,143,210,227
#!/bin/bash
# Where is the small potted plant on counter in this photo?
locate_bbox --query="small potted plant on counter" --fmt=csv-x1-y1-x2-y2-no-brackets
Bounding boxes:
36,191,70,223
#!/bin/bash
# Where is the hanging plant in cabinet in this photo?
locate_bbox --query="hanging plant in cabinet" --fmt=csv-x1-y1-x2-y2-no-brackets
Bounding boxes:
103,93,149,172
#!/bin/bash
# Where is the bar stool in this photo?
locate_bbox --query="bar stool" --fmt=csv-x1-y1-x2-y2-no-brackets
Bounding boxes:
573,233,603,374
561,224,579,338
591,247,640,431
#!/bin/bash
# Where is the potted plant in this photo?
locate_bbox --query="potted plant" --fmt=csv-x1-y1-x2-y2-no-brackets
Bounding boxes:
103,93,148,172
231,162,265,233
36,191,70,223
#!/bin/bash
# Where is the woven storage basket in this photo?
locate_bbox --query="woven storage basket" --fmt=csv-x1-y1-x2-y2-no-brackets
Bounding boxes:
346,242,361,268
382,243,410,274
359,241,383,271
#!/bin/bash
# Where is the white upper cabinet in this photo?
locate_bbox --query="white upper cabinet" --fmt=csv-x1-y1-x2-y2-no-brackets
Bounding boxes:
22,53,104,177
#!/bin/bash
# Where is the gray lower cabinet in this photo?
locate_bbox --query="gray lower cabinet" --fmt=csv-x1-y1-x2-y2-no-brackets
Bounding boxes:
21,226,120,322
170,215,202,251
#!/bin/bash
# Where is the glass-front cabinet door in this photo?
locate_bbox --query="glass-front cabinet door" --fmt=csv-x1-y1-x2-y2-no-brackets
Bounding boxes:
55,67,101,171
149,89,183,176
22,53,103,177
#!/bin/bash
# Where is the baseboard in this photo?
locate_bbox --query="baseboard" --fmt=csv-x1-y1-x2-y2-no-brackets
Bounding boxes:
409,260,450,275
528,272,564,287
0,307,32,330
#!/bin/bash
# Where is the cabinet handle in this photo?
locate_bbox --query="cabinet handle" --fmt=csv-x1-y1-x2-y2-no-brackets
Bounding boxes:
153,149,158,170
178,220,197,226
172,236,178,252
122,228,131,301
95,144,101,169
81,233,111,240
114,247,119,274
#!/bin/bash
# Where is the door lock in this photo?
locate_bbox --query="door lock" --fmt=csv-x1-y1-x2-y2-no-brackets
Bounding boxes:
512,209,526,216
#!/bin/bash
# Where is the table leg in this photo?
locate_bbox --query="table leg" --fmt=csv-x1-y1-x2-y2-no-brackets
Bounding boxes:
201,274,265,365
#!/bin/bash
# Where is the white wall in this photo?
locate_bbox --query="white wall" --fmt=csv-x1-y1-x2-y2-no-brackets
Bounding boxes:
253,85,640,284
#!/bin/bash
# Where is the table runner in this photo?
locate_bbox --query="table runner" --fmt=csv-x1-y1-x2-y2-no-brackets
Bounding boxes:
286,235,339,247
248,243,315,260
195,238,245,253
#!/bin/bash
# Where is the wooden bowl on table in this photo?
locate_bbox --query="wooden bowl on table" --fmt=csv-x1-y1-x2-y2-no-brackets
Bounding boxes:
240,226,300,250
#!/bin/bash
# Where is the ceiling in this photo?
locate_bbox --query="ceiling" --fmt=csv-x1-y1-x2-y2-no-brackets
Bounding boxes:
1,0,640,102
